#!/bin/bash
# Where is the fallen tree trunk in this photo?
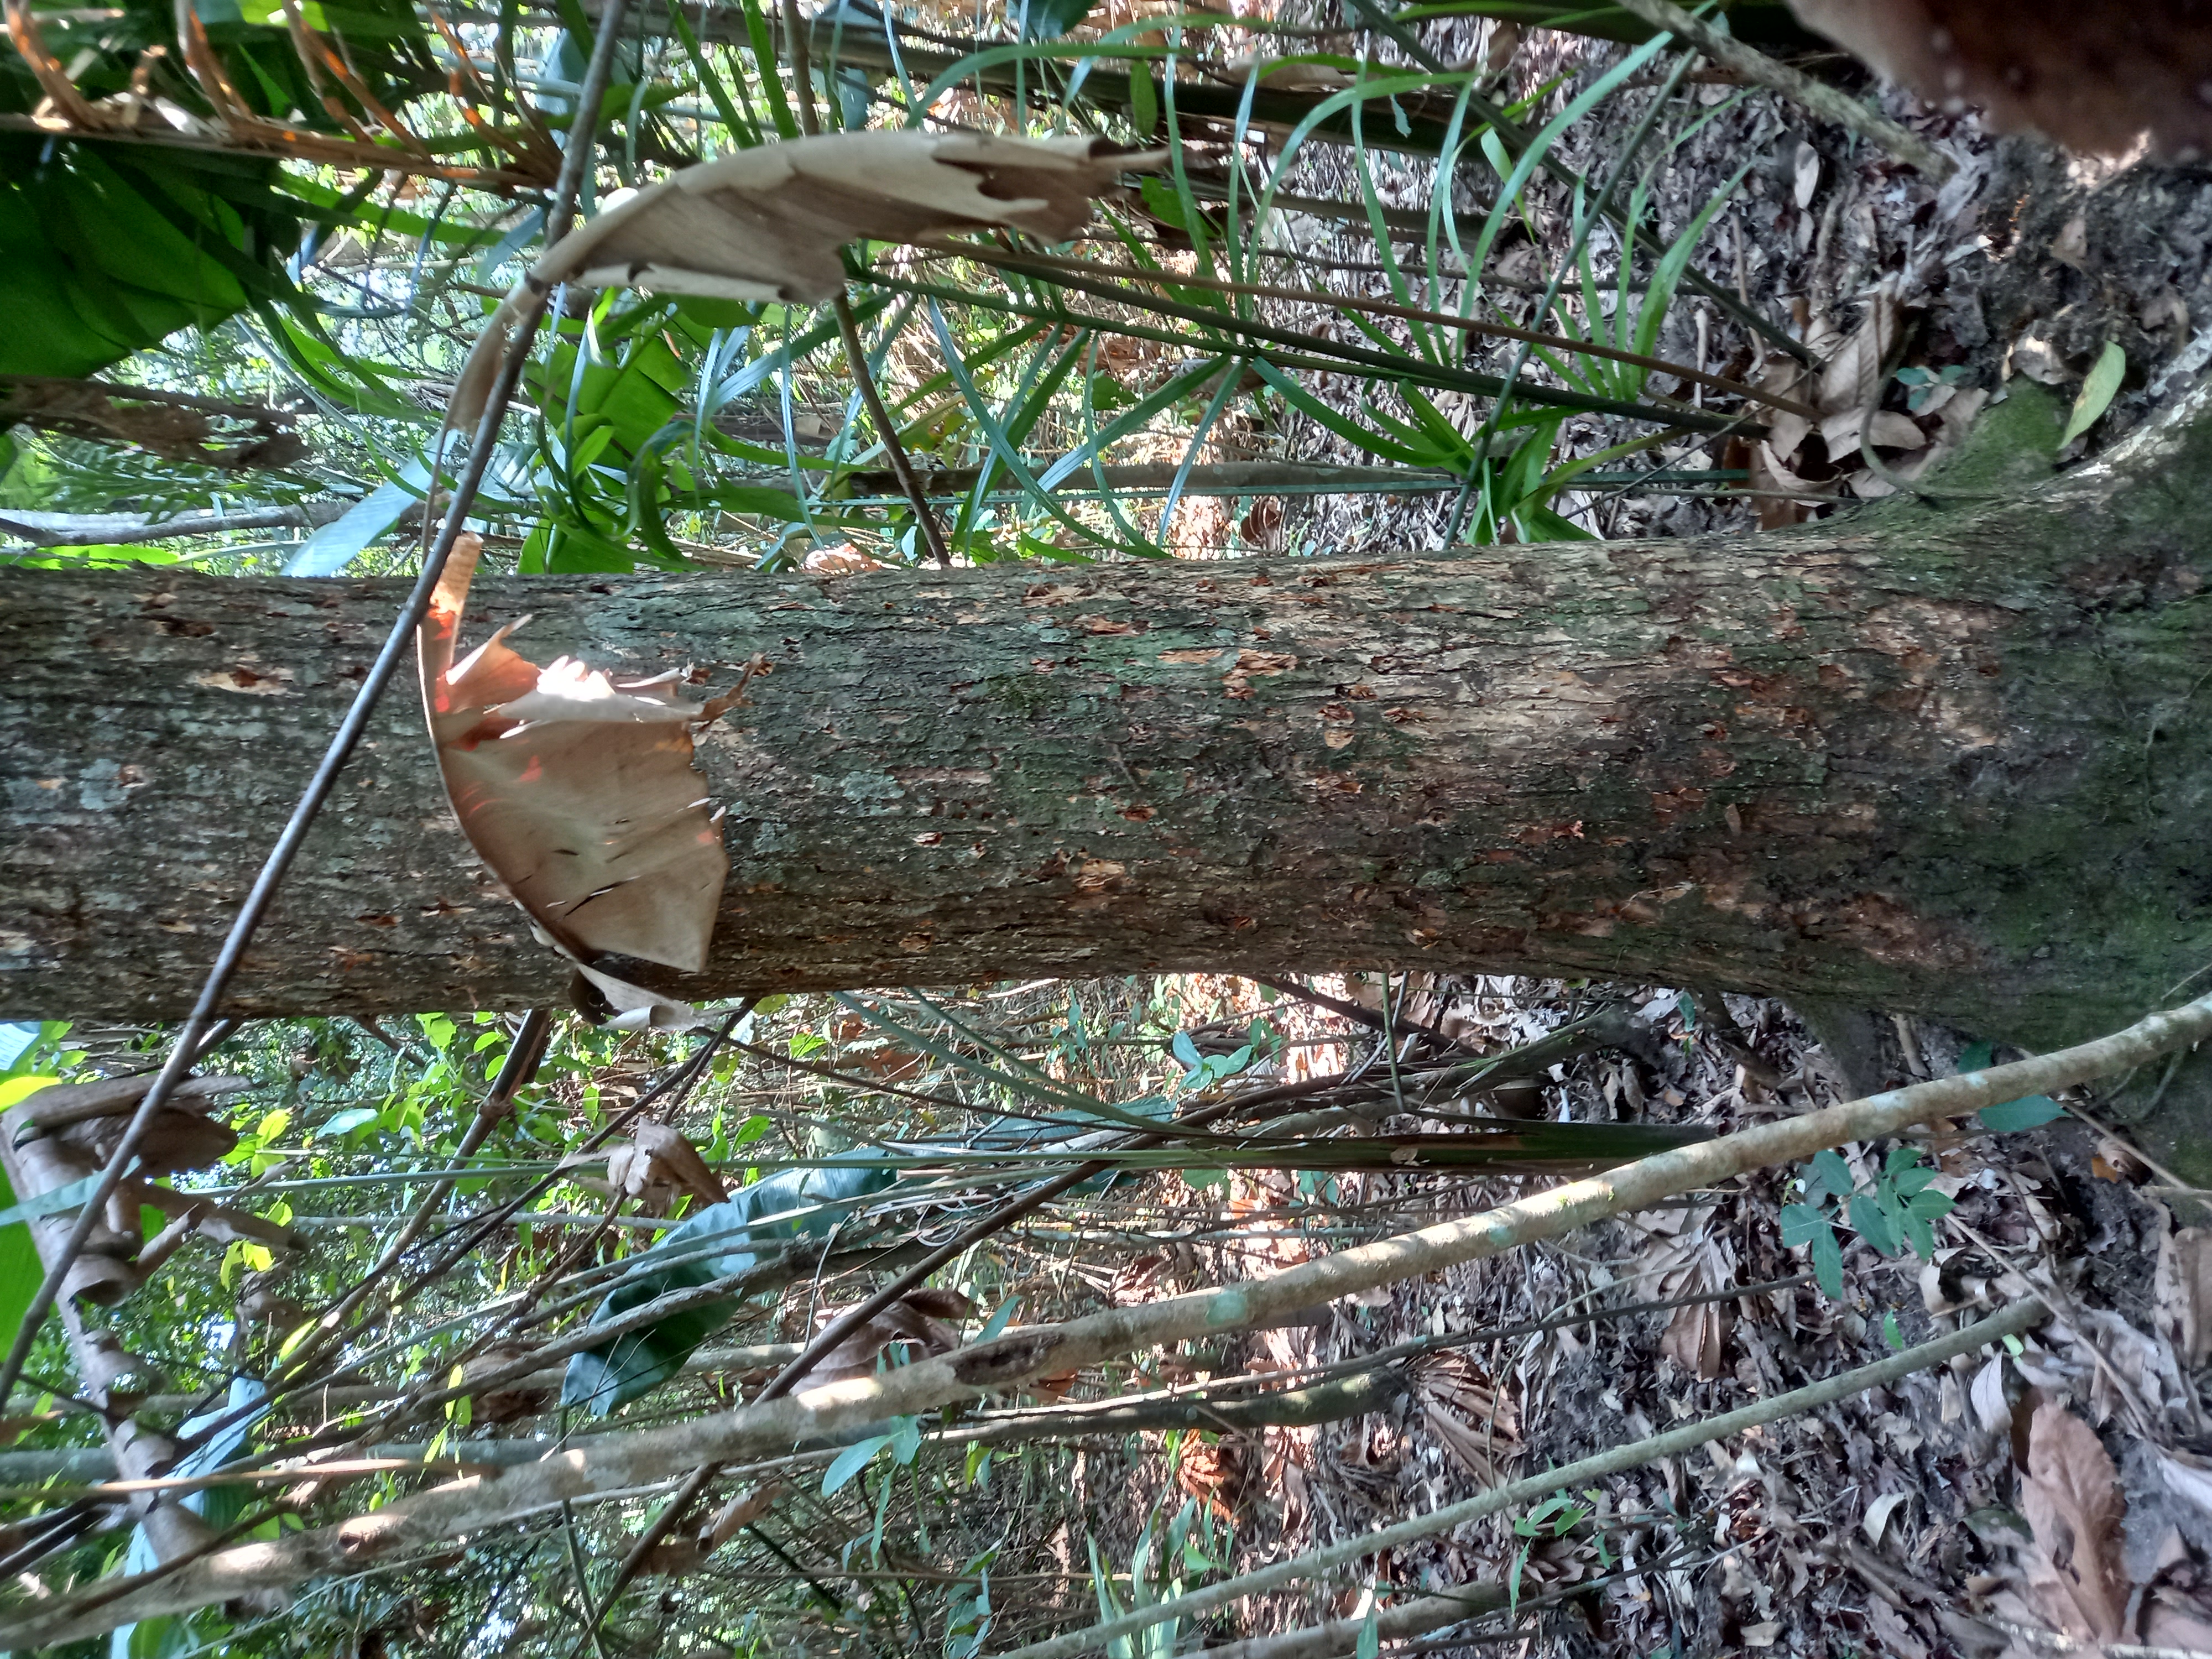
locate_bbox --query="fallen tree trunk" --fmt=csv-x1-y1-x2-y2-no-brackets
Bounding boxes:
3,385,2205,1050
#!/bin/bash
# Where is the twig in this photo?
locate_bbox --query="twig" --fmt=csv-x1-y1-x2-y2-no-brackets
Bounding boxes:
581,1458,722,1644
1982,1616,2212,1659
929,244,1822,420
833,295,953,567
1251,974,1479,1056
1608,0,1957,182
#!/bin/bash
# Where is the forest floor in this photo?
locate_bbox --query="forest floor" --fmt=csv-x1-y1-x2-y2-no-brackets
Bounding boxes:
1062,974,2212,1659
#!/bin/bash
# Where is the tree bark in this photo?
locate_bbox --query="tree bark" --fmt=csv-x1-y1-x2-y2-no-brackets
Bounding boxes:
2,384,2208,1046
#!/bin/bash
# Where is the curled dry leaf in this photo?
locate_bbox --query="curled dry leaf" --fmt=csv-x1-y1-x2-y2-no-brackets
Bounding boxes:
640,1482,783,1577
1640,1209,1737,1380
416,534,754,1026
1218,53,1354,91
800,544,889,577
606,1122,729,1215
1412,1350,1520,1484
1786,0,2212,159
458,1342,556,1425
808,1287,977,1386
455,131,1164,425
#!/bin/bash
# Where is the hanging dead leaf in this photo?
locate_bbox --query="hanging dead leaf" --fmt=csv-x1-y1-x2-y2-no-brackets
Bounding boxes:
456,131,1163,424
416,534,759,1027
606,1122,729,1215
808,1288,976,1386
2016,1404,2128,1642
1786,0,2212,159
459,1342,556,1424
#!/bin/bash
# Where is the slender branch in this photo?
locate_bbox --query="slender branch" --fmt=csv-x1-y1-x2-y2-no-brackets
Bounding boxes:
833,296,953,567
1608,0,1957,181
0,500,358,549
583,1459,721,1643
928,245,1822,420
14,992,2207,1645
780,0,951,568
0,375,300,425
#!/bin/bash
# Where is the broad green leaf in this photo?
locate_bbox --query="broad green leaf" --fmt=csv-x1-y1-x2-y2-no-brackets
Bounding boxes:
1848,1192,1900,1256
1979,1094,2067,1132
1778,1202,1825,1247
0,1075,57,1110
0,1166,41,1360
0,1172,105,1228
1807,1148,1853,1201
315,1107,382,1139
1809,1224,1845,1299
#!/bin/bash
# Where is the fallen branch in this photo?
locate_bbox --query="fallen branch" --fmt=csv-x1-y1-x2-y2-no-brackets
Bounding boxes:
7,990,2204,1647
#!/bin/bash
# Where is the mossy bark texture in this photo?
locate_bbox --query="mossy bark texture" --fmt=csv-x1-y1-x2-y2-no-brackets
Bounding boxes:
2,389,2206,1036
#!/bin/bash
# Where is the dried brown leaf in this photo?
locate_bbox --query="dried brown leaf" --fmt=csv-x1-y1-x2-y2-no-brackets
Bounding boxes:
606,1123,728,1214
1815,281,1903,425
810,1290,972,1385
416,535,743,1026
1413,1351,1520,1482
456,131,1162,424
2017,1404,2127,1642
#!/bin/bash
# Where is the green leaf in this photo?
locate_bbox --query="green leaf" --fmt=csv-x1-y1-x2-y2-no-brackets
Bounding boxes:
1809,1224,1845,1300
1907,1189,1956,1221
1778,1202,1825,1248
1979,1094,2067,1132
0,1168,41,1360
1807,1148,1853,1201
0,1172,105,1227
2062,341,2126,444
315,1107,382,1139
1357,1601,1381,1659
1848,1192,1900,1256
1019,0,1094,35
890,1415,922,1464
823,1433,893,1495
